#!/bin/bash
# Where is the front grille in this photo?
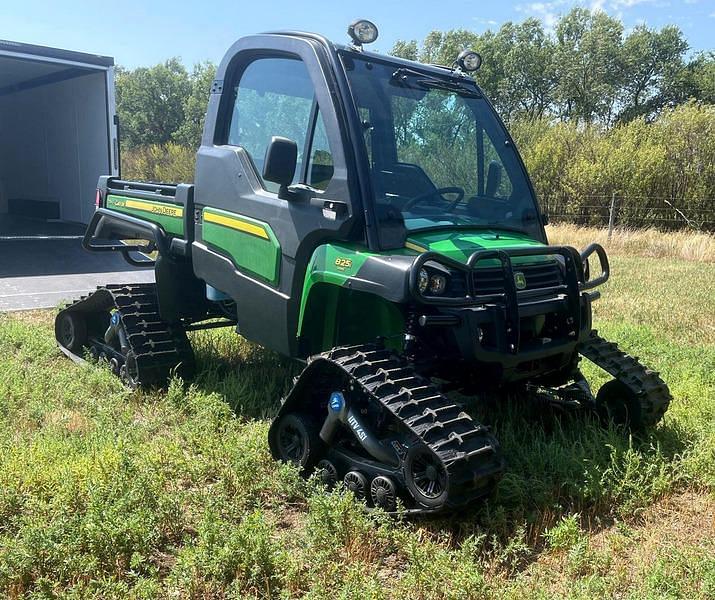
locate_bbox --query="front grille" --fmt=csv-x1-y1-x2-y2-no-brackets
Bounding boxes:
472,260,563,295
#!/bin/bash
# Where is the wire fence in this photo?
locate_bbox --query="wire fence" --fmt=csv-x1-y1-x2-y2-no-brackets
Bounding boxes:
541,194,715,233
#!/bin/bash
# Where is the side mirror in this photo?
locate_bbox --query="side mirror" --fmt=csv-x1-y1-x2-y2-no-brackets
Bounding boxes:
542,213,550,226
263,136,297,196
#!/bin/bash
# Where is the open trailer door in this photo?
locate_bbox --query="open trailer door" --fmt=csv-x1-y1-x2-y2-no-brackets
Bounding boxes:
0,39,118,235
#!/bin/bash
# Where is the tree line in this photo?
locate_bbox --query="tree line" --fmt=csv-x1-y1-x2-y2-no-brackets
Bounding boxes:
392,7,713,126
117,8,715,230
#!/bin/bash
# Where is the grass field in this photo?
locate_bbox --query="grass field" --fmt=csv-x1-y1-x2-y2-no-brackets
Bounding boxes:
1,228,713,598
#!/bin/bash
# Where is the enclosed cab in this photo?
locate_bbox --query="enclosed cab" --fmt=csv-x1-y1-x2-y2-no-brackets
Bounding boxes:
58,22,671,513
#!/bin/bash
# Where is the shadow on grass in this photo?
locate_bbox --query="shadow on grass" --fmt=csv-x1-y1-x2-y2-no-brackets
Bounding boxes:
188,328,299,420
415,394,692,571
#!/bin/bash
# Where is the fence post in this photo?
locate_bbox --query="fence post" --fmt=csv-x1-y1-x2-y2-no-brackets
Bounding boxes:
608,192,617,241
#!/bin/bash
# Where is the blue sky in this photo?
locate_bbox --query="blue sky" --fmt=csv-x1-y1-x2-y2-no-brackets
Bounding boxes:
2,0,713,68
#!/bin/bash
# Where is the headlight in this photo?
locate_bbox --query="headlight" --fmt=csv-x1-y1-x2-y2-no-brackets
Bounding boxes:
348,19,379,46
418,268,430,294
429,274,447,295
456,49,482,73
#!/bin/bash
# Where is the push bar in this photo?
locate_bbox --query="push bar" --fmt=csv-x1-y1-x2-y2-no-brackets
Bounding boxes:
82,208,169,267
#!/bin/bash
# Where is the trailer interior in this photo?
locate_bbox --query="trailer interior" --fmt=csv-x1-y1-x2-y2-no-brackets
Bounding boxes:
0,44,116,237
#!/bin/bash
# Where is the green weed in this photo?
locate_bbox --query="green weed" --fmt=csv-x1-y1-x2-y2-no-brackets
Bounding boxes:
0,251,713,598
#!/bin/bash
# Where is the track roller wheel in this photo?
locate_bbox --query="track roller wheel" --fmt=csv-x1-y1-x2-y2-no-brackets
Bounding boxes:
404,445,448,509
315,459,338,487
370,475,397,511
55,312,87,353
119,351,140,389
343,471,367,500
273,413,321,470
109,357,121,376
596,379,641,429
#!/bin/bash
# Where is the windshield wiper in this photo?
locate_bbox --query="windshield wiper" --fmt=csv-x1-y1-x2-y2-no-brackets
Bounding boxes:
391,68,481,99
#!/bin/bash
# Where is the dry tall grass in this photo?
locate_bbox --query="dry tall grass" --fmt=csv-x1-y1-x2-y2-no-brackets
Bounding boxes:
547,223,715,262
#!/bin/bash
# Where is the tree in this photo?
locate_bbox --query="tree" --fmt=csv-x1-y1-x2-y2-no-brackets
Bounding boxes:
390,40,418,62
116,58,191,149
665,52,715,107
494,19,558,120
391,29,507,115
554,8,624,125
617,25,688,122
172,61,217,148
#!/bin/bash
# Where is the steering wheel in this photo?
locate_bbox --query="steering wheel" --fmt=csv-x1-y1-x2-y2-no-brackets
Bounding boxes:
402,186,465,211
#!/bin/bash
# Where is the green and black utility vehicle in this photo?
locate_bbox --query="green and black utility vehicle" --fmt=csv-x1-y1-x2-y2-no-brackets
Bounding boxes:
56,20,671,514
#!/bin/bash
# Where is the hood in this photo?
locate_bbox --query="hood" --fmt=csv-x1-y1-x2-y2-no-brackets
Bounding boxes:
405,228,547,265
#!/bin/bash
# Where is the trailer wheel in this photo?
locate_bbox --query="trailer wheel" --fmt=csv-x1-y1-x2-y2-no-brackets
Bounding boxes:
55,312,87,353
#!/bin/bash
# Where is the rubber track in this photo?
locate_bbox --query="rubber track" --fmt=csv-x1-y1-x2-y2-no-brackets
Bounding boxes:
322,344,505,509
56,283,194,387
579,331,671,427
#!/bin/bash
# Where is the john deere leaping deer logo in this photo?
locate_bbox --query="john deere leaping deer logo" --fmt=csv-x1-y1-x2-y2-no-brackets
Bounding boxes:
514,272,527,290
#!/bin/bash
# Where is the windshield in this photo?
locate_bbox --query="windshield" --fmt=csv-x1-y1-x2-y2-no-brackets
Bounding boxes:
341,54,543,243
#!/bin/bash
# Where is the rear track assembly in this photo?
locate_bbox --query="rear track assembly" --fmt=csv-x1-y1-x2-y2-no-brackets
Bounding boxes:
55,283,194,387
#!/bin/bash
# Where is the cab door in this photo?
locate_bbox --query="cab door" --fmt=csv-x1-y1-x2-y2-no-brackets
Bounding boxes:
192,35,358,356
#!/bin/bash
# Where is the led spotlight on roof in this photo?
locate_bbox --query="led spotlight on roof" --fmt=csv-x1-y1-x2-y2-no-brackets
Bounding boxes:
455,49,483,73
348,19,379,48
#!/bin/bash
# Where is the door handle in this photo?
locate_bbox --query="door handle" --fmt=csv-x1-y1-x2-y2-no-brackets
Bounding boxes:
322,200,348,220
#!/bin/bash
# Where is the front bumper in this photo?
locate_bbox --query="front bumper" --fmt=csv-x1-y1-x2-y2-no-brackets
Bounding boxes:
409,244,609,380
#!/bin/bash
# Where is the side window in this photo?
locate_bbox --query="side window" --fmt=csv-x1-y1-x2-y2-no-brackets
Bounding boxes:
227,57,314,193
307,110,334,191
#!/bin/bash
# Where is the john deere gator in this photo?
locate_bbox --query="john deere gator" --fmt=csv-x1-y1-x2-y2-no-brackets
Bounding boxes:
55,20,671,513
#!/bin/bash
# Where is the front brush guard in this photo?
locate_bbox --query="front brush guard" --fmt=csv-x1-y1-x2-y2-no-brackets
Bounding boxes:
408,243,609,355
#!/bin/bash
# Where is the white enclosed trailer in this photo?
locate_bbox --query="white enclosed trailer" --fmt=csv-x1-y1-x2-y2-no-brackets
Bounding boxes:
0,39,118,229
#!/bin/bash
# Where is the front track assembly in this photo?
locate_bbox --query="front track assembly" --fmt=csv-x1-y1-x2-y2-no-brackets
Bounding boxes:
269,344,505,514
55,283,194,387
580,331,671,429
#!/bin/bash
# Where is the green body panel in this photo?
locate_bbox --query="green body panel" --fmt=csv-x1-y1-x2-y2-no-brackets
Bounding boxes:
406,229,547,266
298,243,372,333
297,243,404,353
105,194,185,237
297,228,549,352
201,207,281,285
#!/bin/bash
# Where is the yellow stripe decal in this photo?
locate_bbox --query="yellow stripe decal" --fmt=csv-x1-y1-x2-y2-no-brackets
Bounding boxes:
121,199,184,218
405,240,427,254
203,211,270,240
